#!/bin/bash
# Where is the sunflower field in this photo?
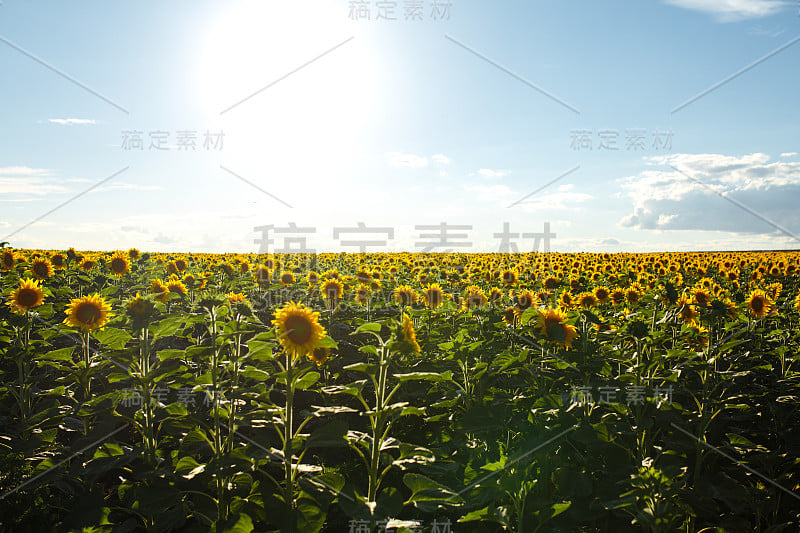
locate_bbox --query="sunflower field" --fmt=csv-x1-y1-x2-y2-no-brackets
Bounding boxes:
1,246,799,532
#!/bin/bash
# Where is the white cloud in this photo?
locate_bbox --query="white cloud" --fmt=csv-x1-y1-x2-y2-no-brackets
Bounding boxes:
0,166,51,176
432,154,451,165
780,152,797,157
477,168,509,179
618,152,800,235
48,118,96,125
386,152,428,168
663,0,790,22
466,184,515,202
0,177,67,195
89,183,164,193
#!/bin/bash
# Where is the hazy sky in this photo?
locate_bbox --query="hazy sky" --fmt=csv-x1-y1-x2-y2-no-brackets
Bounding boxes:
1,0,799,253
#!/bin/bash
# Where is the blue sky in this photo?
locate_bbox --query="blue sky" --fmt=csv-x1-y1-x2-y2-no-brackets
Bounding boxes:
1,0,799,253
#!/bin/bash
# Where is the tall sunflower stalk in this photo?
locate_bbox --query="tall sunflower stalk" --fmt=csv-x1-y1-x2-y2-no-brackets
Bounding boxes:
270,301,329,530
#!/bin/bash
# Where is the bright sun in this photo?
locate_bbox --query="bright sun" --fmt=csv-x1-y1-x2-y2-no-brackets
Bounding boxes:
194,0,378,193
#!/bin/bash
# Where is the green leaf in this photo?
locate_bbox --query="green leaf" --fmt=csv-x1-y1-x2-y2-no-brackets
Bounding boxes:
393,370,452,382
295,371,320,390
353,322,382,334
306,420,348,448
403,473,464,506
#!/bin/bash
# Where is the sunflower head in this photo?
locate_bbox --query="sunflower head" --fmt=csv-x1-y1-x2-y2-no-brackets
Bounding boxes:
535,307,578,349
7,278,45,314
463,286,488,310
31,258,53,280
126,292,155,330
310,347,331,366
109,252,130,277
64,294,113,332
150,279,169,303
423,283,445,309
390,313,421,355
747,289,771,319
272,301,327,360
393,285,417,307
677,296,699,325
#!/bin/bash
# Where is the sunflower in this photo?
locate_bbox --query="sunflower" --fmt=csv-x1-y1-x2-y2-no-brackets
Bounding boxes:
1,250,17,271
488,287,504,305
423,283,445,309
354,285,371,306
536,307,578,350
676,296,699,325
7,278,45,314
625,286,642,306
126,292,155,329
392,313,421,354
321,279,343,306
175,259,188,272
30,257,53,280
463,286,488,309
150,279,169,303
795,291,800,313
577,292,599,309
501,269,517,286
310,347,331,366
51,253,66,269
514,290,535,313
593,286,610,304
691,287,712,307
128,248,140,260
543,276,560,290
109,252,130,277
272,301,326,359
559,291,574,309
307,271,320,285
166,277,187,297
226,292,247,304
253,265,272,284
502,306,517,326
611,289,626,306
746,289,771,319
80,258,96,272
392,285,416,307
63,294,113,332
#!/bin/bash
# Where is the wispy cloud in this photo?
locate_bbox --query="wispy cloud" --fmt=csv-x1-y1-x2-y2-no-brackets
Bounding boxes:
432,154,451,165
663,0,791,22
477,168,509,179
0,177,67,195
48,118,96,125
0,166,51,176
386,152,429,168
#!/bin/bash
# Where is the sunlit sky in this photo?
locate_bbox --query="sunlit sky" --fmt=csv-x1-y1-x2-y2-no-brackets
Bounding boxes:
1,0,799,253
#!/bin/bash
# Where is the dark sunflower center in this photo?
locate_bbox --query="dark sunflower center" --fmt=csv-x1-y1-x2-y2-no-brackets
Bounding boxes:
284,315,313,345
111,258,126,272
428,290,442,306
751,298,764,312
18,289,39,307
76,303,100,325
33,263,48,276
